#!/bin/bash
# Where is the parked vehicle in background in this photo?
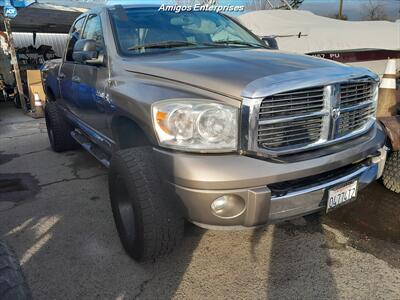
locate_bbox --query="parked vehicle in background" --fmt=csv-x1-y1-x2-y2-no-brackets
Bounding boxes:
42,5,387,261
238,10,400,77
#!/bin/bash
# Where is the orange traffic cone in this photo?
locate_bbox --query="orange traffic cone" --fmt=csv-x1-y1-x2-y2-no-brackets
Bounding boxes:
377,59,397,118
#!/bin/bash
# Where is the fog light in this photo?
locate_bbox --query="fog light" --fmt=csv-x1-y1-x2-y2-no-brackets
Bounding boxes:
211,195,246,219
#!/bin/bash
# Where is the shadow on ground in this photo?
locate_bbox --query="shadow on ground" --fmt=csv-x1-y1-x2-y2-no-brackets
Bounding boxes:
249,215,339,299
1,101,400,299
324,182,400,268
0,148,204,299
326,182,400,242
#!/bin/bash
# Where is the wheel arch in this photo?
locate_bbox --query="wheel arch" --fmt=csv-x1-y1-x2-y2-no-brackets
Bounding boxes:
45,86,57,102
111,115,155,150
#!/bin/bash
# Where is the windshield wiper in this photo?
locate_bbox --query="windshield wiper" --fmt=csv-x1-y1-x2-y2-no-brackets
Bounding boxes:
128,41,198,51
203,40,266,48
128,40,267,51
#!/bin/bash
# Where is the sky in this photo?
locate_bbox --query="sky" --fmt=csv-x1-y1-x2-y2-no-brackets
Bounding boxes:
106,0,400,20
300,0,400,20
42,0,400,20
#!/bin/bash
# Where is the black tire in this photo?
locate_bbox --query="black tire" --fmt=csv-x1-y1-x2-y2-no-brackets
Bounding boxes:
44,101,78,152
109,147,184,261
0,241,31,300
382,151,400,193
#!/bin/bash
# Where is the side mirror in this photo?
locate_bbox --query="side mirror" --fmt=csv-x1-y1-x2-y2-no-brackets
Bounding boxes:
262,36,279,50
72,39,104,66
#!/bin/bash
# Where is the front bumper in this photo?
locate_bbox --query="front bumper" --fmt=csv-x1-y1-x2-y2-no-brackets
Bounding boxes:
154,125,387,229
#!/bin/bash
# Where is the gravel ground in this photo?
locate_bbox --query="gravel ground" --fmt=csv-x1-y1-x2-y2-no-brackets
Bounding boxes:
0,102,399,300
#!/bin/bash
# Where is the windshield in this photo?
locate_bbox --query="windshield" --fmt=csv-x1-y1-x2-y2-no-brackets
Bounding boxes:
108,7,265,55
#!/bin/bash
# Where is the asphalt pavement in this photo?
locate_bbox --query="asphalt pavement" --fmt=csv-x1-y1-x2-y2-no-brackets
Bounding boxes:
0,102,399,299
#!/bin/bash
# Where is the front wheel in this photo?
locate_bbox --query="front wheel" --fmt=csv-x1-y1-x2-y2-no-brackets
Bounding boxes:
382,151,400,193
109,147,184,261
0,241,31,300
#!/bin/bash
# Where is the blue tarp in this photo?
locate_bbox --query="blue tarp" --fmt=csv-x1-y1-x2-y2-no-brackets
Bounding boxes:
0,0,36,8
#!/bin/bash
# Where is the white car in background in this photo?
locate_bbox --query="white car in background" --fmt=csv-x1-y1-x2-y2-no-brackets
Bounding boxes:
238,10,400,77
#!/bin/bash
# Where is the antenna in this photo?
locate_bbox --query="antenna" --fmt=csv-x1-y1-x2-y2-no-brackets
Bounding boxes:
265,0,294,10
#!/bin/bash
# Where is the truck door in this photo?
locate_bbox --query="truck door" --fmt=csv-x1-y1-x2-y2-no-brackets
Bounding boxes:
58,16,86,114
73,14,111,141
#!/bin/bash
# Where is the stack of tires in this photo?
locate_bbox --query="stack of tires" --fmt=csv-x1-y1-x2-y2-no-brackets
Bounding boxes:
383,151,400,193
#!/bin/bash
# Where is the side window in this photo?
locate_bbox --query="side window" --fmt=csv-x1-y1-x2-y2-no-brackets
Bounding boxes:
81,15,104,50
65,17,86,62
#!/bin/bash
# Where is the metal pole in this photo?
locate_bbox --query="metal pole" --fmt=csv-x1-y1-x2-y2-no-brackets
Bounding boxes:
281,0,293,10
3,17,26,111
266,0,274,9
339,0,344,19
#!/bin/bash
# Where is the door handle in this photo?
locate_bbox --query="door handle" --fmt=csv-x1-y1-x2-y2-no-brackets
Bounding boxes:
57,73,65,81
72,75,81,83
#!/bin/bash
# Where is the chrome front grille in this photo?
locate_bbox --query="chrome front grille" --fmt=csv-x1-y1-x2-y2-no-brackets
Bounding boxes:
258,111,323,149
338,106,376,137
252,78,378,155
340,81,375,108
259,86,325,119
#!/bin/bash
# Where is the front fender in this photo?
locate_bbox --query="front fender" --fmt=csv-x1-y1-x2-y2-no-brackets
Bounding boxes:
108,71,241,144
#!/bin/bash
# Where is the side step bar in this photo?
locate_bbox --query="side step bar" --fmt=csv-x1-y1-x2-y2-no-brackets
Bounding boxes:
71,130,111,168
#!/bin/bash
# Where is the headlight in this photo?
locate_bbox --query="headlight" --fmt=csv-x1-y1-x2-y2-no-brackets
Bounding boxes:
152,100,238,152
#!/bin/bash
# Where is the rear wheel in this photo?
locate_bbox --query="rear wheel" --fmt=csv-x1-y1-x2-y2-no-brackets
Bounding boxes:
109,147,184,261
382,151,400,193
44,102,78,152
0,241,31,300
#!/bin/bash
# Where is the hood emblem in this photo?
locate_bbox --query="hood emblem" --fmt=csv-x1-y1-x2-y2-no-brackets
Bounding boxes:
331,108,341,120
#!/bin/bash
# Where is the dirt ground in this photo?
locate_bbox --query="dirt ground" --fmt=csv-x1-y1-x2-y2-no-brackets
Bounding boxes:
0,102,399,299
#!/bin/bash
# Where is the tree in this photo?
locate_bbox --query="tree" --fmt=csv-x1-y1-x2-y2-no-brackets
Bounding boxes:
245,0,304,11
245,0,270,10
362,0,389,21
174,0,218,5
276,0,304,9
338,0,344,19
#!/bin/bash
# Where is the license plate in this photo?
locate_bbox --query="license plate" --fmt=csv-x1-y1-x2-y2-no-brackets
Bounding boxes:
326,180,358,213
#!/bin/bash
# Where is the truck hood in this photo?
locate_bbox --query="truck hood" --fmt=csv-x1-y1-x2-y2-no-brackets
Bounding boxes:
123,48,351,99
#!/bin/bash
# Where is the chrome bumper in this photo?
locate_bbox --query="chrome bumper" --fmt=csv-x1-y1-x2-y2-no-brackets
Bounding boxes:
174,147,387,230
269,147,387,222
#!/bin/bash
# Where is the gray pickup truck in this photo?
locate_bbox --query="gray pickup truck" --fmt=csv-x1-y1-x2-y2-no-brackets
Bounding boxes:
42,4,387,261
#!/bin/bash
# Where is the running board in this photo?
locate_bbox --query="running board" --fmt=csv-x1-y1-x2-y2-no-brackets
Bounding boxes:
71,130,110,168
